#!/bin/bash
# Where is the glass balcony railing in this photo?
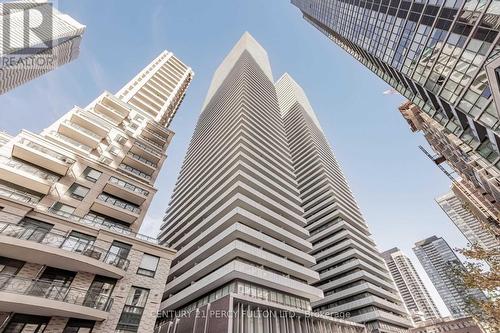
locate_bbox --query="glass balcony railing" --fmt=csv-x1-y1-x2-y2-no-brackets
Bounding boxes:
76,111,112,130
134,140,162,157
0,221,130,270
18,138,75,164
143,127,168,143
0,183,41,205
63,120,101,140
139,135,163,149
127,152,157,168
119,163,152,181
97,193,141,214
49,131,92,153
0,156,60,182
45,207,159,244
108,176,149,196
0,273,113,311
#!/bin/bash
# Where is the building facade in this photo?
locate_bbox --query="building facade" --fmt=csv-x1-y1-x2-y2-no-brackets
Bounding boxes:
398,101,500,236
157,32,406,333
436,191,499,250
276,74,411,333
0,1,86,95
413,236,486,318
291,0,500,209
0,50,193,332
380,248,441,325
409,316,484,333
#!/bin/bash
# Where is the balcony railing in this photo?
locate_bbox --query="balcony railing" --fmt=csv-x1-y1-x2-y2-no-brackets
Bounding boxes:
18,138,75,164
119,163,152,181
63,120,101,140
134,140,162,157
97,193,141,214
0,273,113,311
0,183,41,205
45,207,159,244
49,131,92,153
127,152,157,168
0,221,130,270
0,155,60,182
139,135,163,150
109,176,149,196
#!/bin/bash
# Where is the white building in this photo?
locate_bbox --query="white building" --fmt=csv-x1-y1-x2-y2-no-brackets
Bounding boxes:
0,50,193,332
0,1,86,95
381,248,441,325
436,191,499,251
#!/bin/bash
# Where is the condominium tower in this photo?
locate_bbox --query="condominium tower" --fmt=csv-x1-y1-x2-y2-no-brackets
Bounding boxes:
157,32,408,333
0,50,193,332
381,248,441,325
292,0,500,215
437,191,498,250
413,236,487,318
398,102,500,233
0,1,85,94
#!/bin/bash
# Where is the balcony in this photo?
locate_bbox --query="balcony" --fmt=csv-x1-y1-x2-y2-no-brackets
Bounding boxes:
139,135,164,150
141,127,168,147
45,207,159,244
130,140,162,163
0,221,129,278
104,176,149,205
48,131,92,154
0,182,41,205
0,156,59,194
123,152,157,175
0,274,112,321
71,111,110,138
118,163,152,183
12,138,75,175
91,193,141,224
58,120,101,149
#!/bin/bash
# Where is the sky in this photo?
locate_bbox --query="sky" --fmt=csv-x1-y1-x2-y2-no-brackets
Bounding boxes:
0,0,473,316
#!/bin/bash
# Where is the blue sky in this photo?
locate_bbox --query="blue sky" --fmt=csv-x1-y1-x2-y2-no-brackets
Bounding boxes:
0,0,470,315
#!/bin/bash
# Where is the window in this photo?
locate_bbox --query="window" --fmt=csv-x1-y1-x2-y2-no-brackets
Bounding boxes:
84,275,116,310
63,319,95,333
105,241,131,269
109,146,120,156
3,314,49,333
137,254,159,277
82,167,102,183
18,218,53,242
51,202,76,218
116,287,149,333
0,256,24,275
62,231,96,254
67,183,90,201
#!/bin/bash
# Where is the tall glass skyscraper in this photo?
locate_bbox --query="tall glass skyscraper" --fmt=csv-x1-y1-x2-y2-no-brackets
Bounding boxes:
291,0,500,174
157,32,409,333
413,236,487,318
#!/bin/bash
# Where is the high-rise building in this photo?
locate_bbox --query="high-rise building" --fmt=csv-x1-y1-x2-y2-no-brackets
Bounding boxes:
397,101,500,229
437,191,499,250
381,248,441,325
0,50,193,332
277,74,411,333
291,0,500,210
157,32,407,333
413,236,487,318
0,1,86,95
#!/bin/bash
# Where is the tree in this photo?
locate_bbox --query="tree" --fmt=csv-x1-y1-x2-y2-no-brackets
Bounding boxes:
455,245,500,332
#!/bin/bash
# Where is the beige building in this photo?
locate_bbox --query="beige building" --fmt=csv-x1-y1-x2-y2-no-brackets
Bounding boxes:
409,317,484,333
0,50,193,332
398,101,500,237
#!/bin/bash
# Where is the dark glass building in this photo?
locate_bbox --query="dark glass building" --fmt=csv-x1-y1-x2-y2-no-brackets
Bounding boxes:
292,0,500,166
